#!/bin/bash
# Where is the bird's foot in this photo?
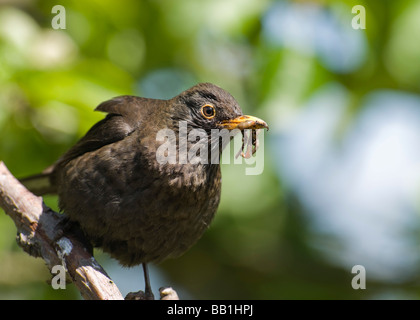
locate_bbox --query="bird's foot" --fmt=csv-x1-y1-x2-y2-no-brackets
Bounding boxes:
53,215,93,255
125,290,155,300
124,287,179,300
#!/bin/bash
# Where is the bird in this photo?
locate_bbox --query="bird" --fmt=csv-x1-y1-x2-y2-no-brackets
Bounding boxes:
21,83,268,299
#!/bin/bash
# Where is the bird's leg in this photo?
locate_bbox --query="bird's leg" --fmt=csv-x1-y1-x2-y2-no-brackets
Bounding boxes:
124,263,155,300
142,263,154,300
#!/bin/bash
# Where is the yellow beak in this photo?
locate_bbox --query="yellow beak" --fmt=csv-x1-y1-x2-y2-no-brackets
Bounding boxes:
219,115,269,131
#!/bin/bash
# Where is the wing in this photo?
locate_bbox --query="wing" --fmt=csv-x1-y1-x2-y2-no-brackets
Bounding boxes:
22,95,159,195
55,95,151,167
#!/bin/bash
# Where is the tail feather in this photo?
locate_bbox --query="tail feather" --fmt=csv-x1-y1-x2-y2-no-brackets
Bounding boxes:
20,172,57,196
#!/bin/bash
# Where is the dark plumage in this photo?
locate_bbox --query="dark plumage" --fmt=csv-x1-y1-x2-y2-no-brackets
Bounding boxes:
21,83,268,298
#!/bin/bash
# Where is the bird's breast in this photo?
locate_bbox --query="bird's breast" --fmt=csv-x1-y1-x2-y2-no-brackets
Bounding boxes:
56,133,222,265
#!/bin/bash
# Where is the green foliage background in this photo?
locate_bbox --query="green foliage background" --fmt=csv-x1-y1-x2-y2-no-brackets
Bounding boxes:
1,0,420,299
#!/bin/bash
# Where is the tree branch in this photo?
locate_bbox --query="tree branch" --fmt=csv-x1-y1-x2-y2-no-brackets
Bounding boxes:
0,161,124,300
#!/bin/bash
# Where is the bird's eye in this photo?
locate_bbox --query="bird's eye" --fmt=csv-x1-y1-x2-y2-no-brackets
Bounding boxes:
201,104,216,119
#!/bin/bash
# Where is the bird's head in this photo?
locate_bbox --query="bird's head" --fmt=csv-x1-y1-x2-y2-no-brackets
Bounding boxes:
166,83,268,164
172,83,268,132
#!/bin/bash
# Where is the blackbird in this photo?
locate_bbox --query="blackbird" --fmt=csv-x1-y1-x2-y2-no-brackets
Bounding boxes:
22,83,268,299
